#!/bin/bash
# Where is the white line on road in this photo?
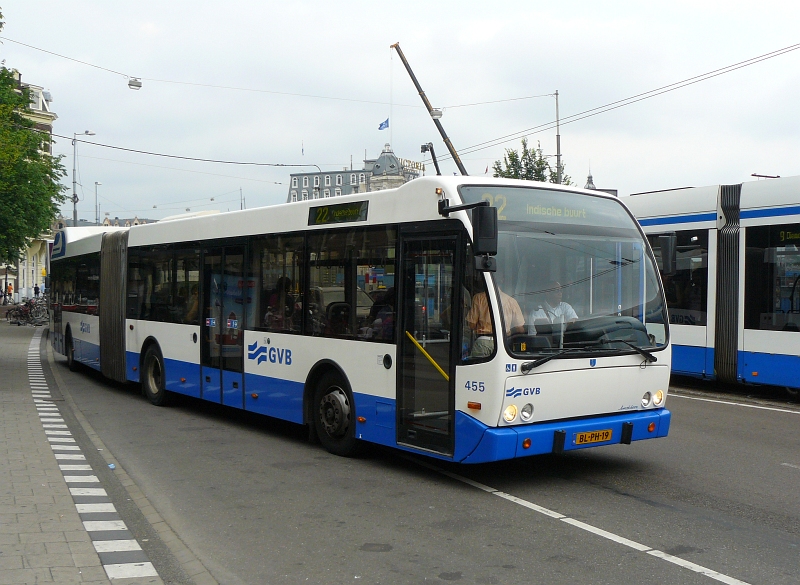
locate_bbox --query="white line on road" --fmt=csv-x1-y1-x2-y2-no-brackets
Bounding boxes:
670,394,800,415
104,562,158,579
427,464,751,585
781,462,800,470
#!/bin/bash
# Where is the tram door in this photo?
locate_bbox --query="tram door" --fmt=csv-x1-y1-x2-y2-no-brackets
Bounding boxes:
201,246,245,406
398,236,458,456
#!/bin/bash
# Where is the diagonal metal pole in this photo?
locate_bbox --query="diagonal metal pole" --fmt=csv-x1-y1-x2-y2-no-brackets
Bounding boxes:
391,43,468,176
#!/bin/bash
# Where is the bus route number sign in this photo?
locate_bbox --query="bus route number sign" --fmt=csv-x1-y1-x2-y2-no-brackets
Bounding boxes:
308,201,369,226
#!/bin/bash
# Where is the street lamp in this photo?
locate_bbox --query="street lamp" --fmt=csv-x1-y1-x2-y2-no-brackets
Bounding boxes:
72,131,96,225
94,182,102,225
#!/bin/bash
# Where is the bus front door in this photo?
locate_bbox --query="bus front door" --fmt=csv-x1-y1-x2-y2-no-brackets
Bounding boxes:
398,236,458,456
201,246,245,406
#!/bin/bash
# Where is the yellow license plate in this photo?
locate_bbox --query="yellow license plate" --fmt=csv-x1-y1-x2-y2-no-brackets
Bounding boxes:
574,429,612,445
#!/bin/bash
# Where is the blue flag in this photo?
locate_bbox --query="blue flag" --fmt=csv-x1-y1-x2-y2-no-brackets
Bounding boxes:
378,118,389,130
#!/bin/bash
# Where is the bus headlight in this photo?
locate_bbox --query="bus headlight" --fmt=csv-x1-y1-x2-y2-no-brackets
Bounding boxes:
520,403,534,421
653,390,664,406
641,392,652,408
503,404,518,423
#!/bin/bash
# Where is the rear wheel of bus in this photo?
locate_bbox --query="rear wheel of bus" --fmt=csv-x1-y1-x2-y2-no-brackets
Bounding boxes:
142,345,170,406
314,371,358,456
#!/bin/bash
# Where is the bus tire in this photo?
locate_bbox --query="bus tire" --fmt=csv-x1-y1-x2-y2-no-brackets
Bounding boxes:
142,345,170,406
313,371,359,457
66,331,78,372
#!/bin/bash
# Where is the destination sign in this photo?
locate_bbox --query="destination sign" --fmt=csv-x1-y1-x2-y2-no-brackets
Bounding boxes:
459,186,631,229
308,201,369,226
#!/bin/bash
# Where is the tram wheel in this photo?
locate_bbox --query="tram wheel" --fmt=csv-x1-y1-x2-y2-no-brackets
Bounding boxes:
142,345,170,406
314,371,359,457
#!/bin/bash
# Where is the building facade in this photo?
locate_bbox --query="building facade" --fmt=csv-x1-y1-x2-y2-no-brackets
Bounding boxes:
286,144,424,203
7,71,58,302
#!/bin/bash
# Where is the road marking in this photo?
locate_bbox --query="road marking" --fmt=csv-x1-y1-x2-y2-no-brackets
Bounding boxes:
64,475,99,483
77,503,117,513
425,464,751,585
104,562,159,579
84,520,128,532
93,539,141,552
671,394,800,415
60,464,93,471
781,463,800,470
70,487,108,497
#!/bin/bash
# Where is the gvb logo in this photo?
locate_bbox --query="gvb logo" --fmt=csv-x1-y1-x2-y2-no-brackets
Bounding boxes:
506,386,540,398
247,341,292,366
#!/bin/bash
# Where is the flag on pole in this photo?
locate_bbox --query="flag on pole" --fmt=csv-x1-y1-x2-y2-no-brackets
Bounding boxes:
378,118,389,130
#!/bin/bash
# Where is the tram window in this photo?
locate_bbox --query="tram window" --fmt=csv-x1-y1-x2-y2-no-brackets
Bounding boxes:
647,230,708,326
248,234,304,334
745,224,800,331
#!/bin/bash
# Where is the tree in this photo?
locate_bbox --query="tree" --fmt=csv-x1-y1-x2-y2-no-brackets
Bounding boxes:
0,11,68,265
492,138,572,185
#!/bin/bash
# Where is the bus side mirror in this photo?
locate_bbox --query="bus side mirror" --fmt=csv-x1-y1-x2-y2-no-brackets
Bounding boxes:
473,205,497,256
658,233,677,276
472,205,498,272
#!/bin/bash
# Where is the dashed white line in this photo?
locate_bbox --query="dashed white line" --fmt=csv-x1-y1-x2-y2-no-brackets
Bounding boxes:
77,503,117,513
93,539,141,553
64,475,99,483
428,465,752,585
83,520,128,532
104,562,159,579
69,487,107,497
781,462,800,470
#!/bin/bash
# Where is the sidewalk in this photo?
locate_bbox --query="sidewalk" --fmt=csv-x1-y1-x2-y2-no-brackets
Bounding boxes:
0,324,160,584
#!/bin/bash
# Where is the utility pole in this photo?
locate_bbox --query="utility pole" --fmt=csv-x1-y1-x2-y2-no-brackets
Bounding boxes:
555,90,562,185
390,43,468,176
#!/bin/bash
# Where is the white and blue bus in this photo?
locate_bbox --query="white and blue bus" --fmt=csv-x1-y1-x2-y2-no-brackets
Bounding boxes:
626,175,800,396
50,176,671,463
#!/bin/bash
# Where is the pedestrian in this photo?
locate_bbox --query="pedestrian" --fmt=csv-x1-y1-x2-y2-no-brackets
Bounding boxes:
6,283,13,303
34,283,40,298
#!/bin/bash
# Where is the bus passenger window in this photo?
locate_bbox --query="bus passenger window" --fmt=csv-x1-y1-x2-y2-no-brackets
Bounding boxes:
248,234,304,334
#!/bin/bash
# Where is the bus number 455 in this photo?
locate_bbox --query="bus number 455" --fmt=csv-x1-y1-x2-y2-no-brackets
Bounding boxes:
465,381,485,392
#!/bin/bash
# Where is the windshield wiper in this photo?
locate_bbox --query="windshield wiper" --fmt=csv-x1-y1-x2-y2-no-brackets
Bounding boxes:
610,339,657,363
521,347,585,373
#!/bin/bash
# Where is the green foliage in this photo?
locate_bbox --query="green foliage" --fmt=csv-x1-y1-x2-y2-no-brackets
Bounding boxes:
0,66,67,264
492,138,572,185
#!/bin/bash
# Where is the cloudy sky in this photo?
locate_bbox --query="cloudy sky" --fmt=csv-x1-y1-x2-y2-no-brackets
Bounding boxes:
2,1,799,221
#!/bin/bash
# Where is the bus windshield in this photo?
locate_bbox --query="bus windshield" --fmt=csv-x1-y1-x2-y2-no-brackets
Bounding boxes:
460,185,668,358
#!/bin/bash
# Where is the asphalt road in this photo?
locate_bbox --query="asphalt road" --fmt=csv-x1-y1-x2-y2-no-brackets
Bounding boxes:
49,349,800,585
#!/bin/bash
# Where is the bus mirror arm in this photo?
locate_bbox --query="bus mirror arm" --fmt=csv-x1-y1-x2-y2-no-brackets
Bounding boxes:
437,199,489,217
474,255,496,272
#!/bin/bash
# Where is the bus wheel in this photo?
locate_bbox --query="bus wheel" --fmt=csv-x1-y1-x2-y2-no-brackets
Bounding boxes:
785,386,799,399
66,333,78,372
314,371,358,456
142,345,170,406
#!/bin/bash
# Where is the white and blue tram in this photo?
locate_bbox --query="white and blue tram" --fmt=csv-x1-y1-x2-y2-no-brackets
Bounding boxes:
626,175,800,394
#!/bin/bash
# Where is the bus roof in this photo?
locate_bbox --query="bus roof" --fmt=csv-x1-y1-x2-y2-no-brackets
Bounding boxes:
125,176,618,248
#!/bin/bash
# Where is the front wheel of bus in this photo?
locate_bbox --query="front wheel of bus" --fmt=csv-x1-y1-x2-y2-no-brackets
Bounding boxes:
142,345,170,406
314,372,359,457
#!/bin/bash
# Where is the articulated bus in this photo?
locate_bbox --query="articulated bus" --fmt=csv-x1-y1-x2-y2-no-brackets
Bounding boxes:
50,176,671,463
626,175,800,396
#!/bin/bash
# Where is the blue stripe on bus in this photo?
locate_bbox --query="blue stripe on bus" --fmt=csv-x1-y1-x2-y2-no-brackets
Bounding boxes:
244,373,304,423
740,205,800,220
738,350,800,389
637,212,717,227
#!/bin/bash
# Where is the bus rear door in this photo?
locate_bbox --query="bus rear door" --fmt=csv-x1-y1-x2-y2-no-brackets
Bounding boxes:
201,246,245,406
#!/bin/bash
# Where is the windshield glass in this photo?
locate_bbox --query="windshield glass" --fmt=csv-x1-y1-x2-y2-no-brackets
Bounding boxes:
460,185,668,357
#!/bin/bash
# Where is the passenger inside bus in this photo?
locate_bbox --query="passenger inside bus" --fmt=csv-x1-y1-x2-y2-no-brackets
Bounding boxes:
264,276,295,331
466,273,525,358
